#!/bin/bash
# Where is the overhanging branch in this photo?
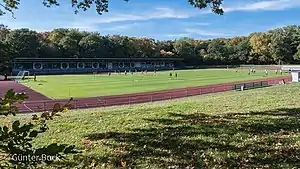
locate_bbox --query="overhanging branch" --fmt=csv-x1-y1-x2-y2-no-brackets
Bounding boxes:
0,3,16,19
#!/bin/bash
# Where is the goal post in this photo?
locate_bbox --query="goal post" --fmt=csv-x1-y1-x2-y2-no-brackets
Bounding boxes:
15,71,30,82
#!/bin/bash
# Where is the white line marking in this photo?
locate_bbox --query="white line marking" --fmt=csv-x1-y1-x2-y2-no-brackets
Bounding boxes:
23,103,35,113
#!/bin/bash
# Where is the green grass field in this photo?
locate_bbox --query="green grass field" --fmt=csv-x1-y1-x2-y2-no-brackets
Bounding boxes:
3,83,300,168
21,69,287,99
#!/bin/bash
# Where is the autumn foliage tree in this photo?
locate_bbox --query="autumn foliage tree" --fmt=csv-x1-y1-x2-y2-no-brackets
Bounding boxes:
1,24,300,73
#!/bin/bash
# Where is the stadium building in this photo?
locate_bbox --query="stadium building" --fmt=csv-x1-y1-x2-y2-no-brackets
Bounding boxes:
282,65,300,82
12,57,184,75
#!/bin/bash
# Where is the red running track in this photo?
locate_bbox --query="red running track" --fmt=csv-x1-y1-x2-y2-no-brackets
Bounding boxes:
0,80,51,101
0,76,292,113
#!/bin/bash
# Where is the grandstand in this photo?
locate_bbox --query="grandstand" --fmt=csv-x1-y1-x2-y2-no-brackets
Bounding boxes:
12,57,183,75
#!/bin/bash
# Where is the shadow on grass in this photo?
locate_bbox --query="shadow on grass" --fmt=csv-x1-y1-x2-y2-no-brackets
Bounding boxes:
84,108,300,168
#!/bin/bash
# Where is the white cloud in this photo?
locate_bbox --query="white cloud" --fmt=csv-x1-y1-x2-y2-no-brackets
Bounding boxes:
166,33,192,38
63,7,197,33
1,18,68,32
69,26,99,32
2,6,196,32
165,28,232,39
67,0,300,32
69,7,195,28
192,22,211,26
184,28,232,36
102,23,141,32
179,22,211,26
224,0,300,12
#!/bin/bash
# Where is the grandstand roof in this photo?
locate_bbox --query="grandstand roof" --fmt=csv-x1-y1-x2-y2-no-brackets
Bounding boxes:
14,57,183,62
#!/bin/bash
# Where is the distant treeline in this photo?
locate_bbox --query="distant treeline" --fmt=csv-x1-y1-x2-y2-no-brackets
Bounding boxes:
1,24,300,73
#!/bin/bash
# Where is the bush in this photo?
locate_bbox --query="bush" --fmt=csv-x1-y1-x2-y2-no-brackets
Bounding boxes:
0,89,79,168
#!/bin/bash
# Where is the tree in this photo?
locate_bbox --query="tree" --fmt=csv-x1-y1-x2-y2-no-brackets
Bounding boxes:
109,35,127,58
97,35,115,58
5,28,41,58
174,38,199,65
249,32,273,64
206,39,227,64
233,38,251,64
46,28,70,57
0,0,224,18
59,36,79,57
2,24,300,70
0,24,10,42
268,26,300,64
268,29,289,64
157,40,176,56
122,36,140,58
59,29,87,57
79,33,102,58
38,32,62,58
295,44,300,60
283,25,300,55
193,40,209,65
0,41,11,73
48,29,86,57
135,38,157,58
224,37,251,64
0,25,10,73
48,29,69,46
286,25,300,61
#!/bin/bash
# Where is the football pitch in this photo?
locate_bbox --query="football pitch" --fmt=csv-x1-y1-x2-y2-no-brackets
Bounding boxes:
21,69,287,99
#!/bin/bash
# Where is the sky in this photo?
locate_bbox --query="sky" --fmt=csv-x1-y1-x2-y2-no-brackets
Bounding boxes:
1,0,300,40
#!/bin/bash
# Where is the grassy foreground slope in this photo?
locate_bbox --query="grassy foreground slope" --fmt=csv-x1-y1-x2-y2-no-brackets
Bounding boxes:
21,69,285,99
4,83,300,168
